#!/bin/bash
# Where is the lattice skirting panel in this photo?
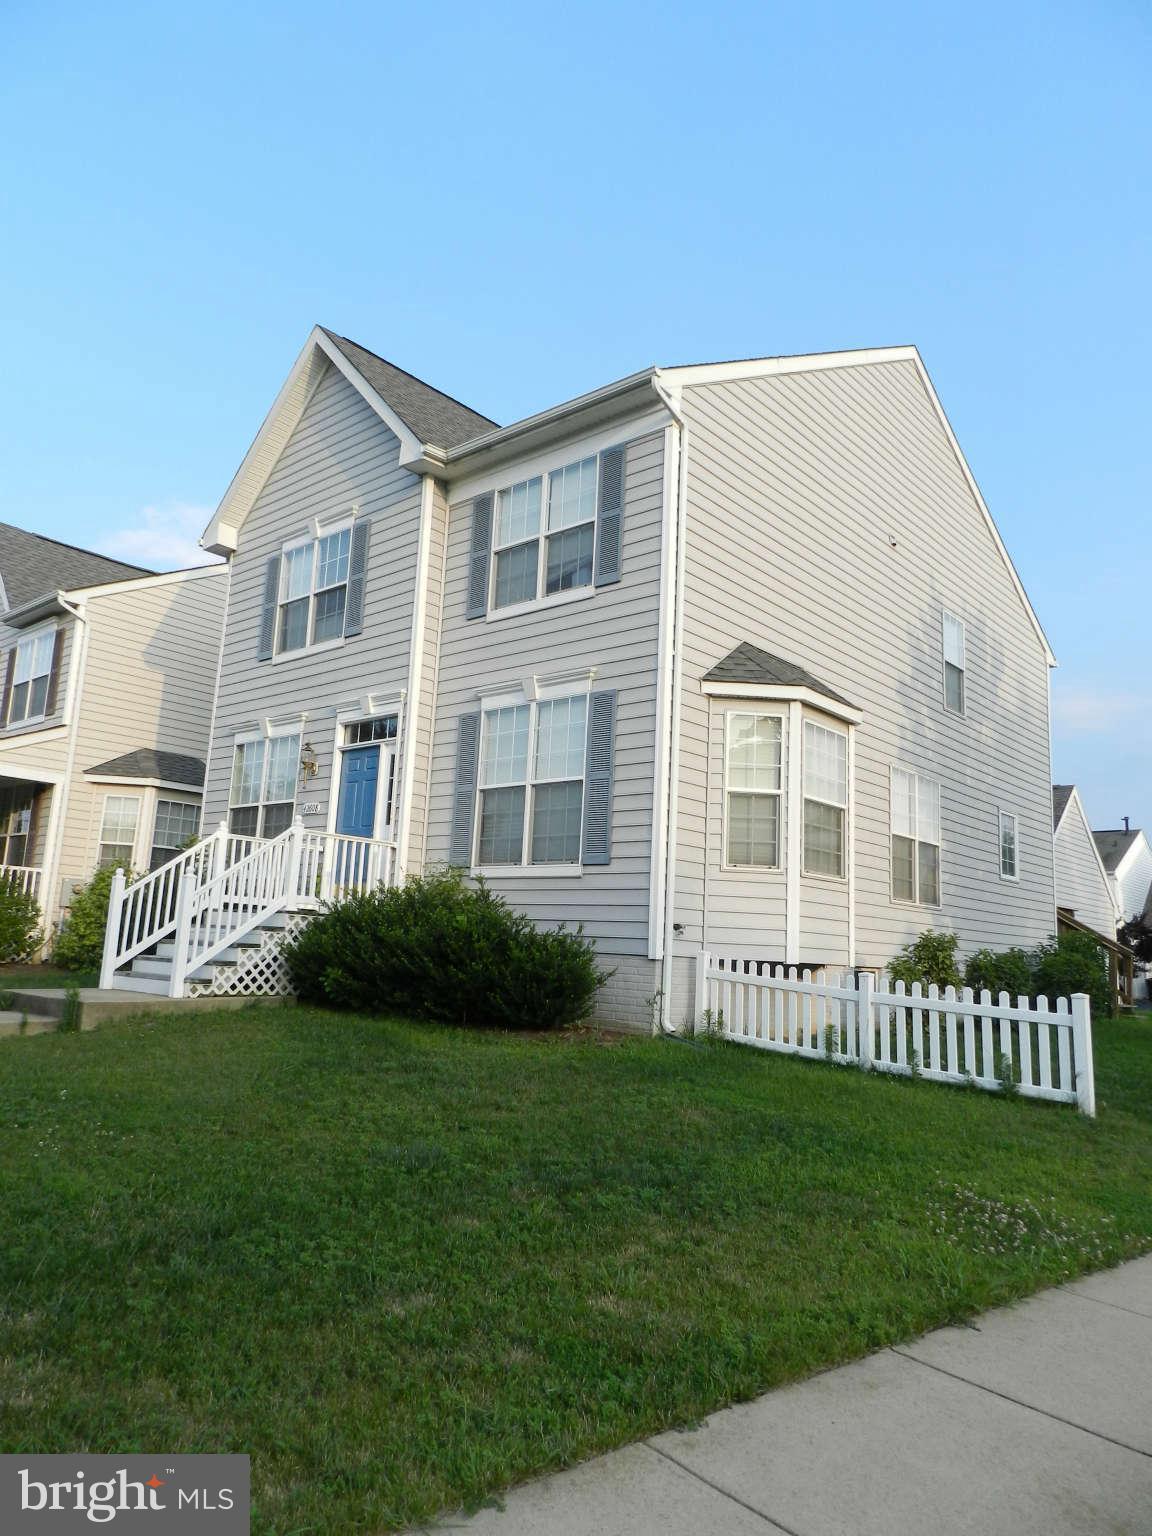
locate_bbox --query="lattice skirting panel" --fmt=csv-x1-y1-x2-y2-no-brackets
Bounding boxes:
186,913,315,997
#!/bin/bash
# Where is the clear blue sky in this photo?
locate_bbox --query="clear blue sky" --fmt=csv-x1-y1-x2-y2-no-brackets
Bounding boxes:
1,0,1148,830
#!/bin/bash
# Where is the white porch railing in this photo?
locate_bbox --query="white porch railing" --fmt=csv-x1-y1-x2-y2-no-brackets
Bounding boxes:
0,864,43,902
696,955,1095,1115
101,820,395,996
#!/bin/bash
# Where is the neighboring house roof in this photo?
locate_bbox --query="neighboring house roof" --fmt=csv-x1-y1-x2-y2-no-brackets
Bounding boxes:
1093,829,1141,873
319,330,498,449
0,522,148,614
1052,784,1074,830
703,642,859,710
85,749,205,788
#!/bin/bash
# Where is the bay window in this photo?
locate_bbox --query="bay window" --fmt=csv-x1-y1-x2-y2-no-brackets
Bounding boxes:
477,694,587,865
491,456,597,611
278,526,351,654
724,713,783,867
229,732,301,838
891,768,941,904
151,798,201,869
802,721,848,877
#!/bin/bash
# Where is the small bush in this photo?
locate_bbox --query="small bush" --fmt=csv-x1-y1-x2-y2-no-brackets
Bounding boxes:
889,930,962,990
0,879,42,963
53,865,121,972
283,868,609,1030
1033,931,1112,1020
964,946,1036,999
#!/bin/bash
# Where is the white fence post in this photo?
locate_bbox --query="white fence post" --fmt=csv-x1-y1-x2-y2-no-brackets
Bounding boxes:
857,971,874,1069
286,818,304,904
167,871,196,999
693,951,711,1035
99,868,127,990
1071,993,1095,1117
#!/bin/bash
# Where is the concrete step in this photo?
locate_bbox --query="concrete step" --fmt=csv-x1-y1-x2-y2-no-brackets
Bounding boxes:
0,1008,63,1037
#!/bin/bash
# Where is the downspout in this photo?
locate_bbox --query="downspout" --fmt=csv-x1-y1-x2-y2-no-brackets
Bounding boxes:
651,374,689,1033
45,593,91,937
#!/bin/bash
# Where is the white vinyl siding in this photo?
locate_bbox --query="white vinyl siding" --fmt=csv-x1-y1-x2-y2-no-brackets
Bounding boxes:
802,721,847,877
943,610,966,715
1054,793,1118,936
999,810,1019,881
724,712,783,867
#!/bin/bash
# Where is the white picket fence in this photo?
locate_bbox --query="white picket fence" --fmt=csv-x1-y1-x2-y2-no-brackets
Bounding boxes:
696,954,1095,1115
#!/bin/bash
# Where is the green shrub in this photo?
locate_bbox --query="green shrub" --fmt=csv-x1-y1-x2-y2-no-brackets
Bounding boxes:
0,879,42,963
53,866,121,972
1033,930,1112,1020
889,930,962,990
283,868,609,1030
964,946,1036,999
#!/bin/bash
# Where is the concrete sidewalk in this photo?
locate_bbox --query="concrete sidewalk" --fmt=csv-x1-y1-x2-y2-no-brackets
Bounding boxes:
418,1255,1152,1535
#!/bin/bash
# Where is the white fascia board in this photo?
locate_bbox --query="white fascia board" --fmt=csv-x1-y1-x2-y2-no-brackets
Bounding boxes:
701,680,863,725
200,328,423,557
84,776,204,794
659,346,1056,669
65,563,227,603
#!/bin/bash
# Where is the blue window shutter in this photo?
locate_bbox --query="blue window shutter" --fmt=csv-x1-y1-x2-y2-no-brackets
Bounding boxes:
582,689,617,865
594,446,624,587
466,493,494,619
257,554,280,661
344,519,371,636
449,711,482,866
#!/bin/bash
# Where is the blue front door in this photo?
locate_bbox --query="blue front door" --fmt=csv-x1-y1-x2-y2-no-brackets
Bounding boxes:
337,746,380,837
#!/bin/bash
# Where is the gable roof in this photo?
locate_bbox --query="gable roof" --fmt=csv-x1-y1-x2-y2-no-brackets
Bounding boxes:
1093,828,1144,873
85,748,205,788
1052,784,1074,830
0,523,148,615
318,330,496,449
703,642,859,710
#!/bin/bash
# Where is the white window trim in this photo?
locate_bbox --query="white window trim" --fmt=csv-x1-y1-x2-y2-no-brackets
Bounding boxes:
324,713,401,842
487,456,600,617
97,791,144,871
801,719,849,881
274,519,353,660
942,609,967,717
472,687,588,875
6,623,58,728
999,809,1020,882
720,709,785,872
890,766,943,907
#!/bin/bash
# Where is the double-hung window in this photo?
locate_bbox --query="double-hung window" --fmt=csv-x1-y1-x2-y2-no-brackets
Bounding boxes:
802,721,848,877
942,611,966,714
999,810,1019,880
0,785,34,866
8,630,56,724
98,795,140,869
151,799,201,870
278,526,352,654
492,457,597,611
891,768,941,904
477,695,587,865
229,733,301,838
725,713,783,867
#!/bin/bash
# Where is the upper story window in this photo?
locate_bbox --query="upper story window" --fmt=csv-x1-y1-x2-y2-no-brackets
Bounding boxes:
477,694,587,866
229,732,301,839
278,526,351,654
942,611,966,715
724,713,783,867
802,721,848,877
98,795,140,869
492,457,597,611
891,767,941,905
8,629,57,725
999,810,1019,880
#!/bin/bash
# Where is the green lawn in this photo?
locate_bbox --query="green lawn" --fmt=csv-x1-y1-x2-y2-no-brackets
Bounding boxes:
0,963,99,991
1,1008,1150,1534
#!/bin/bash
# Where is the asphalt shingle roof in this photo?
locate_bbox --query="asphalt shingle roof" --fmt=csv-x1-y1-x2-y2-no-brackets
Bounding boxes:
320,330,498,450
1052,784,1074,829
85,749,205,788
0,523,148,614
1093,828,1140,873
703,641,859,710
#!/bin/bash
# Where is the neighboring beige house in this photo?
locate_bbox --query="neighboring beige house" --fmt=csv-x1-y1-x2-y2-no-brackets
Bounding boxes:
1052,784,1119,937
0,523,226,936
100,331,1059,1023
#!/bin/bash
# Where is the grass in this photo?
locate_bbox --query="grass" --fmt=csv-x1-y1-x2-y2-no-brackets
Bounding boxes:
0,962,99,991
0,1007,1150,1534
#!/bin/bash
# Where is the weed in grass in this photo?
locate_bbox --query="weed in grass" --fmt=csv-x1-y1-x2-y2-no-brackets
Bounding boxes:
57,985,82,1034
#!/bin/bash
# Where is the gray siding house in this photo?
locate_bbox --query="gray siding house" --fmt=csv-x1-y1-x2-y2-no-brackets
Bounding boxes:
1053,785,1118,939
0,525,227,936
104,330,1058,1024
